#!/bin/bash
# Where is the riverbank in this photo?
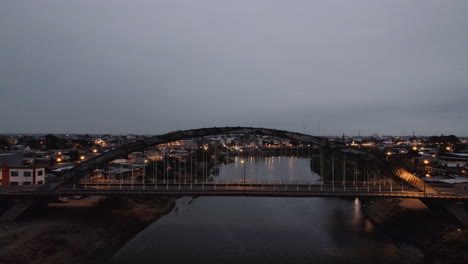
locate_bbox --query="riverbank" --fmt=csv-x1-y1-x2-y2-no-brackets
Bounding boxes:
0,196,175,264
361,198,468,263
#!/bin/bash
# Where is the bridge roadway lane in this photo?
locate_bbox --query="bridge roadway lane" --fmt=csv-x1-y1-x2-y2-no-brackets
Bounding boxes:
2,183,467,200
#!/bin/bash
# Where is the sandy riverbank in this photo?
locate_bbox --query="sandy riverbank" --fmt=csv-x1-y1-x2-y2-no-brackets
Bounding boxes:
362,198,468,263
0,196,175,264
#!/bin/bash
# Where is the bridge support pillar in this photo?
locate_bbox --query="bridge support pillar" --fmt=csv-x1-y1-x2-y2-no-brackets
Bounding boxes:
421,200,468,225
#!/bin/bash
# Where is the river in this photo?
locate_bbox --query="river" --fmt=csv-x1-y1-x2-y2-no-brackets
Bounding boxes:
112,157,423,264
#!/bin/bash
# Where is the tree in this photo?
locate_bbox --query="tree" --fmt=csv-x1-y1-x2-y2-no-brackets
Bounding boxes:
0,137,10,150
45,134,59,150
68,150,80,162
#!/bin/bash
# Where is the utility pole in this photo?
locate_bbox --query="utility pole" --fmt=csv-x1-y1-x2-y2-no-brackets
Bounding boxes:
343,154,346,191
332,151,335,191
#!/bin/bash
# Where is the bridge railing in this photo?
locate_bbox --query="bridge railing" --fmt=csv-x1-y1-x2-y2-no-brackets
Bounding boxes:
74,178,421,192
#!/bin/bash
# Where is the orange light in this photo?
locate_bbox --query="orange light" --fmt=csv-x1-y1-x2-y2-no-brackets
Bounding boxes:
80,156,86,160
412,146,418,151
56,158,62,162
425,173,431,177
423,160,430,165
93,149,98,153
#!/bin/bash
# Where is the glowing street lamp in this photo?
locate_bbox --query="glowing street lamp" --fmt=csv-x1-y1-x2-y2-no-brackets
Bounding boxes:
423,160,430,165
80,156,86,161
386,152,392,161
143,159,148,188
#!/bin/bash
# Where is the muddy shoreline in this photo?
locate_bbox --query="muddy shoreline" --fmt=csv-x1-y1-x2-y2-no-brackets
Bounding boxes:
0,196,176,264
361,198,468,263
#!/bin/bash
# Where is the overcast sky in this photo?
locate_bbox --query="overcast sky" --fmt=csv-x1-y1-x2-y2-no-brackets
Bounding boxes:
1,0,467,136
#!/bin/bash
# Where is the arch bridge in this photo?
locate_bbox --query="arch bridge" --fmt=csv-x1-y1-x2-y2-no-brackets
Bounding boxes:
45,127,329,190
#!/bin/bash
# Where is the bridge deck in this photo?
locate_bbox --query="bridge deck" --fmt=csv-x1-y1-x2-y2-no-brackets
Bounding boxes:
2,183,467,200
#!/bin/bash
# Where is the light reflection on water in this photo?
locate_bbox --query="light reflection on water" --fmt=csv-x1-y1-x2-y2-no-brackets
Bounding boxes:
216,156,321,184
112,157,423,264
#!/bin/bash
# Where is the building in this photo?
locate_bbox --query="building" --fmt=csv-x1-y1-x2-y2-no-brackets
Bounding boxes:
157,140,197,151
438,156,468,168
1,165,45,186
0,153,46,186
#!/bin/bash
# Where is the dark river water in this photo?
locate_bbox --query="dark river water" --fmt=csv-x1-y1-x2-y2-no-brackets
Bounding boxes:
112,157,423,264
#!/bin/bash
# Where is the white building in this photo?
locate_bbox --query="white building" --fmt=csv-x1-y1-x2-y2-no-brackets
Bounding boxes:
0,165,46,186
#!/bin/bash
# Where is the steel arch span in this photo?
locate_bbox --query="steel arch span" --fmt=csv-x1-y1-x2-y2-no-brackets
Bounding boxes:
45,127,329,190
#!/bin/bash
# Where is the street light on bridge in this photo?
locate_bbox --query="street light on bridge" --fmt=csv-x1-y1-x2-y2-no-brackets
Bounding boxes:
143,159,148,189
386,152,392,162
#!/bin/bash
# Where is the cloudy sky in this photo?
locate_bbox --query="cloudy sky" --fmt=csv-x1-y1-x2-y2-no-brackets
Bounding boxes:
1,0,467,136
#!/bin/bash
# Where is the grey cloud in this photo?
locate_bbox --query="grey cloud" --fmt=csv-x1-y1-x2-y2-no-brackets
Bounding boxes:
1,0,467,136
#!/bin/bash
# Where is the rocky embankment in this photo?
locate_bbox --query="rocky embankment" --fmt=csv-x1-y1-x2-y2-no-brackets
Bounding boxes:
0,196,175,264
362,198,468,263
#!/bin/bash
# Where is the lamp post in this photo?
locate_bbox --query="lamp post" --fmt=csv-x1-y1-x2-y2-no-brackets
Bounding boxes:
386,152,392,162
243,160,246,191
143,159,148,190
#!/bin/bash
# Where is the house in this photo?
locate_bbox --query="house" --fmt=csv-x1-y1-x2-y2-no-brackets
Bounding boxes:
0,153,46,186
1,165,45,186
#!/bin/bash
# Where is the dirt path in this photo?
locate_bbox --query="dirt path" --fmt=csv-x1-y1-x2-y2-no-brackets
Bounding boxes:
0,196,175,264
